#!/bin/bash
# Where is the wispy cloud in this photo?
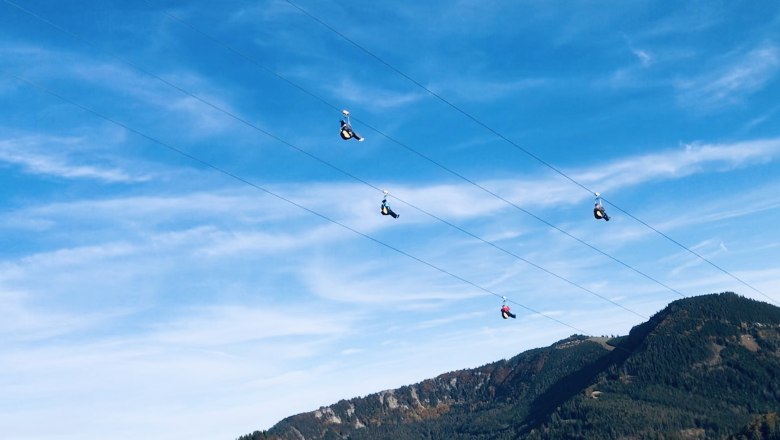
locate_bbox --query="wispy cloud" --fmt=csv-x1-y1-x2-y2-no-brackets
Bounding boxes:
1,41,246,138
429,77,552,103
621,33,654,68
67,61,248,137
634,4,724,40
0,290,124,341
334,77,425,110
301,258,483,308
0,301,361,439
148,304,354,347
661,182,780,229
662,238,729,276
3,136,777,280
0,135,151,183
227,0,294,24
675,44,780,110
432,137,780,220
740,106,779,132
575,138,780,191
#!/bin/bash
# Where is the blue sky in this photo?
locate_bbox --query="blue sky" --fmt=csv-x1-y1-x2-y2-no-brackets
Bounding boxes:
1,0,779,438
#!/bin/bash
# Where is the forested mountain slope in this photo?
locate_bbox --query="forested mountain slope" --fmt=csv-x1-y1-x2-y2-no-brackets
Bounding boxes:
239,292,780,440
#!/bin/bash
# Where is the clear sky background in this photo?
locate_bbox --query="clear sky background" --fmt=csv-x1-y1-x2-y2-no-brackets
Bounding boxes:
1,1,779,439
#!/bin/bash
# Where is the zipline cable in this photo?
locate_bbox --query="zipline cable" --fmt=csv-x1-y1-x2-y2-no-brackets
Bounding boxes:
0,0,661,318
137,0,746,303
5,68,598,335
125,0,689,301
280,0,776,305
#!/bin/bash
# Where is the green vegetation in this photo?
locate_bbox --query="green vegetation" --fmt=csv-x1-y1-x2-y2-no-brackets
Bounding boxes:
239,292,780,440
728,413,780,440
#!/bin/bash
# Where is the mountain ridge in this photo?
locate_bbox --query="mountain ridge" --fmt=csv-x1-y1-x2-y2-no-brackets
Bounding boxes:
240,292,780,439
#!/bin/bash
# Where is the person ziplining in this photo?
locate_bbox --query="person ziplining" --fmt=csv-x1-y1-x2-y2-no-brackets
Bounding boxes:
380,191,399,219
593,193,610,221
501,297,516,319
339,109,364,142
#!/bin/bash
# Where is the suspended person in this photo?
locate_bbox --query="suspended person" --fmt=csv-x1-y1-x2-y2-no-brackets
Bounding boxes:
380,192,399,219
339,109,364,142
501,304,516,319
593,193,610,221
